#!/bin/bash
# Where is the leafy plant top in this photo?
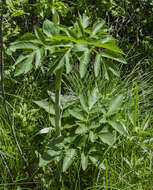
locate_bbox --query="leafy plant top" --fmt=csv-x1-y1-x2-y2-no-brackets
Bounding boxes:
8,14,126,79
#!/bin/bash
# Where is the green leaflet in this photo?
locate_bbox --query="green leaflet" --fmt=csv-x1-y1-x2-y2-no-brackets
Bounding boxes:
37,127,52,135
14,53,34,76
89,155,105,169
74,135,88,149
75,124,88,134
79,92,88,112
99,133,115,146
34,99,55,115
67,28,78,39
106,60,120,77
63,149,76,172
94,53,101,77
9,41,38,51
14,54,29,66
89,131,97,142
52,9,60,25
107,94,123,115
72,43,89,52
91,20,105,36
54,56,65,73
79,13,90,29
81,152,88,170
34,26,46,43
43,19,59,37
79,50,90,78
35,49,41,68
65,50,72,74
18,33,36,41
108,120,127,135
69,109,86,121
88,87,99,110
39,149,61,167
101,49,127,64
77,14,85,37
95,41,124,54
96,36,115,44
103,60,109,80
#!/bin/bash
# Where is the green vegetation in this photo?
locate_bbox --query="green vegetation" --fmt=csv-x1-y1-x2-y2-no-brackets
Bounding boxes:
0,0,153,189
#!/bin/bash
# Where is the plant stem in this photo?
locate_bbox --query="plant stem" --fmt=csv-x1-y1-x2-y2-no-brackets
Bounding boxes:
55,87,61,136
55,68,63,136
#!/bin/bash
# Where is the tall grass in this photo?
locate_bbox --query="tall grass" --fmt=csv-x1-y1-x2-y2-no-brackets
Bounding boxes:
0,60,153,189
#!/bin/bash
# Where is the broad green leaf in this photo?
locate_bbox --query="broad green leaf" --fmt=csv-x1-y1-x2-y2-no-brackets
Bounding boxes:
34,26,46,43
102,60,109,80
79,92,88,112
106,60,120,77
77,14,85,36
101,49,127,64
34,99,55,114
39,152,53,167
81,152,88,170
47,136,65,149
75,135,88,148
91,20,105,36
15,61,32,76
65,50,72,74
99,117,107,124
39,150,61,167
35,49,41,68
79,50,90,78
47,149,61,157
14,54,28,65
89,146,99,153
69,109,86,121
19,33,36,41
80,14,90,29
100,125,109,133
60,95,76,109
108,120,127,135
107,94,123,115
49,116,55,127
67,28,78,39
43,19,59,37
89,131,97,142
9,42,37,51
95,41,124,54
15,54,34,76
99,133,115,146
128,111,134,126
47,36,74,42
88,87,99,110
63,149,76,172
52,9,60,25
37,127,52,134
47,58,62,75
75,124,88,134
72,43,89,52
94,53,101,77
96,36,114,44
89,122,101,130
63,136,77,144
89,155,105,169
54,56,65,73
